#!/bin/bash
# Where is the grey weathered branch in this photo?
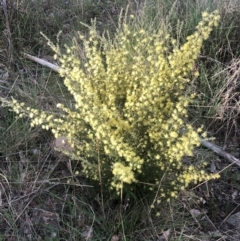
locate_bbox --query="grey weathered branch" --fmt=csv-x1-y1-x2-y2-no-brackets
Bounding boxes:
22,53,240,168
200,139,240,168
23,53,60,73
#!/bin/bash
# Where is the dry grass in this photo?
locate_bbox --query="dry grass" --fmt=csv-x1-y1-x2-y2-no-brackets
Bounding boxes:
214,59,240,139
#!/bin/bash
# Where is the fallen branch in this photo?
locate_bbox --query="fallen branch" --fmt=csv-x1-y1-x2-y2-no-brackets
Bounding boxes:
201,139,240,168
22,53,240,168
23,53,60,73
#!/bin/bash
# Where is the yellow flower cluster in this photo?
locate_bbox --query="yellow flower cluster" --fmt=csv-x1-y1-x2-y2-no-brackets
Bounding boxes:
112,162,136,190
178,165,220,188
1,11,220,197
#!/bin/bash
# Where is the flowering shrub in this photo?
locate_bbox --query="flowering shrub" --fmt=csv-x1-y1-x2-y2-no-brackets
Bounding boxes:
1,11,220,199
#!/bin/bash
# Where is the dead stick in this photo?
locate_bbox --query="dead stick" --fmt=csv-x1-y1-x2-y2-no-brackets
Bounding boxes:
22,53,240,168
201,139,240,168
23,53,60,73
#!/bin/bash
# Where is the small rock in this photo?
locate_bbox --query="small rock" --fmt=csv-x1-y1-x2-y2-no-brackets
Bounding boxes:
225,212,240,230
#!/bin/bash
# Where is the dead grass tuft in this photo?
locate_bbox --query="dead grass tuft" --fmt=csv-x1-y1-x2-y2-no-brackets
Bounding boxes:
214,58,240,139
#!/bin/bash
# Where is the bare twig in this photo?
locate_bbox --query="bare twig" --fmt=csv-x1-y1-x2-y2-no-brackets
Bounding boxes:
201,138,240,168
22,53,60,73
